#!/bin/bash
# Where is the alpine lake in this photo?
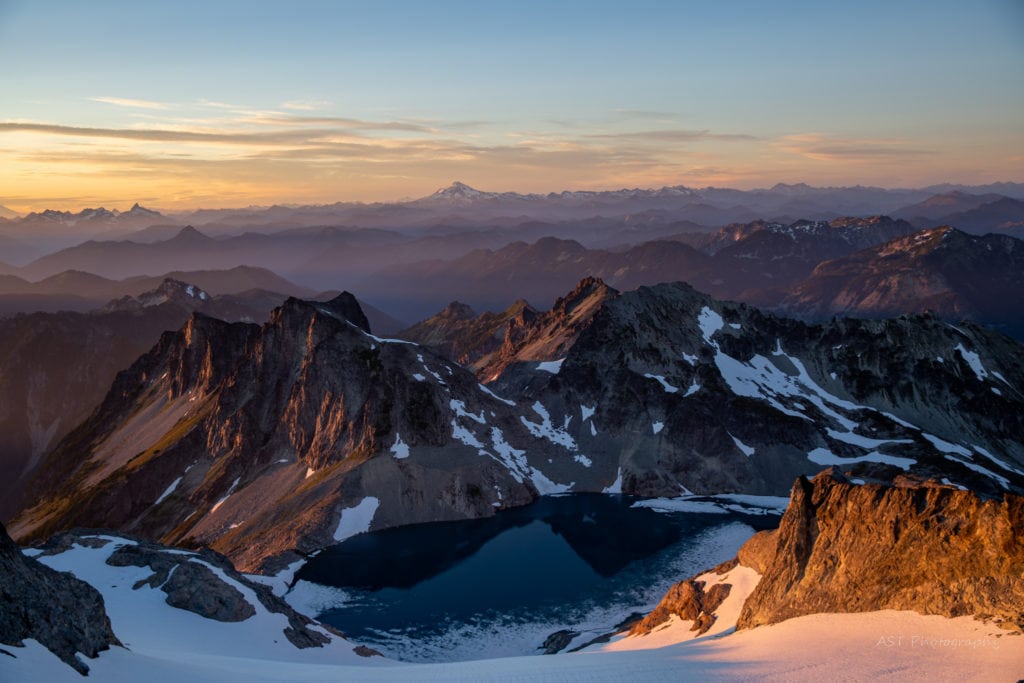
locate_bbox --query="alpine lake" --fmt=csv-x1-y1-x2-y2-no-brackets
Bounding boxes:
292,493,781,662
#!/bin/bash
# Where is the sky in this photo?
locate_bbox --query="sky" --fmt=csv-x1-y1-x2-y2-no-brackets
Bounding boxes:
1,0,1022,212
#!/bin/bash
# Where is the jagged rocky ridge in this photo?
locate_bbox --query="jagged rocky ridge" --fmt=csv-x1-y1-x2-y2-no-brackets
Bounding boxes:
636,469,1024,638
10,282,1024,572
11,293,580,571
0,522,119,674
428,278,1024,497
0,278,307,521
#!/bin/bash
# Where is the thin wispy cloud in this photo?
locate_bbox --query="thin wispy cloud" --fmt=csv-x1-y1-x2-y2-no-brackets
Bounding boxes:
280,100,331,111
252,115,436,133
0,122,359,145
195,99,248,110
778,134,934,162
585,129,760,143
90,96,171,110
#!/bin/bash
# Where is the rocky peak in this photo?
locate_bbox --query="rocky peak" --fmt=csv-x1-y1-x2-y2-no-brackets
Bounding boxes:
398,298,536,368
319,291,371,333
439,301,477,321
550,276,618,320
100,278,211,314
126,202,161,217
166,225,213,244
479,277,617,382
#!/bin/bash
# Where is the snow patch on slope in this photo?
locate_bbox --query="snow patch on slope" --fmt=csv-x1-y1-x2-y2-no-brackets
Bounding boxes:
730,434,755,457
391,433,410,459
643,373,679,393
536,358,565,374
808,447,915,471
520,401,577,450
333,497,379,542
954,343,988,382
603,468,623,494
155,476,183,505
210,478,240,513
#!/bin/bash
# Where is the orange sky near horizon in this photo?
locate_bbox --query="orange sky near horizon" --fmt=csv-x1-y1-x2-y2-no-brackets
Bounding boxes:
2,1,1022,214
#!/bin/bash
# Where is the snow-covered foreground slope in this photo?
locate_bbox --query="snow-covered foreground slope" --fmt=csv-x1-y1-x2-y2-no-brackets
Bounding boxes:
5,600,1020,682
13,534,392,670
4,533,1020,682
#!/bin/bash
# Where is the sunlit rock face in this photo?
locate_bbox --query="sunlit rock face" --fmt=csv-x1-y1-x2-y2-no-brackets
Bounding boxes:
736,468,1024,631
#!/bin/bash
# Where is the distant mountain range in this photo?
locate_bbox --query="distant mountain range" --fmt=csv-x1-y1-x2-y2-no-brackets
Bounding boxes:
780,227,1024,338
3,181,1023,247
3,212,1022,338
364,219,1024,336
0,265,317,315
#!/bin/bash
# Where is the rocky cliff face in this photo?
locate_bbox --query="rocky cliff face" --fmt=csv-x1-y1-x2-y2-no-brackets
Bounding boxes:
0,303,204,521
0,278,305,522
0,522,119,674
635,469,1024,644
736,469,1024,631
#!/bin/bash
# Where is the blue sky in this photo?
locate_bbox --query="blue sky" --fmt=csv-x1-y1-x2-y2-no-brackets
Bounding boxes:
1,0,1021,210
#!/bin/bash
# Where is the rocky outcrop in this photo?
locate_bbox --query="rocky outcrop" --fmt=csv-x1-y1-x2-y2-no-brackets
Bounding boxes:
107,543,256,622
630,558,738,636
0,523,119,675
736,469,1024,631
539,629,578,655
42,530,333,649
635,469,1024,645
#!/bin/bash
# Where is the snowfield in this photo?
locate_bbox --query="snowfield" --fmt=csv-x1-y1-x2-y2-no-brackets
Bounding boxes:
5,534,1020,682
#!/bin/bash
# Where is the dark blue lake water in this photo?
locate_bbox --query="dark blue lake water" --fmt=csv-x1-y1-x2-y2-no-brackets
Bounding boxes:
292,494,777,662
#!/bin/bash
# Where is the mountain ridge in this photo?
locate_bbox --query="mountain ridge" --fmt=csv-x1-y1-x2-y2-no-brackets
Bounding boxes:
10,280,1024,572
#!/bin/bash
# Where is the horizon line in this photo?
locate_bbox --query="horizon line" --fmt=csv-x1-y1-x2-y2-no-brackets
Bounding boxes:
4,178,1024,216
